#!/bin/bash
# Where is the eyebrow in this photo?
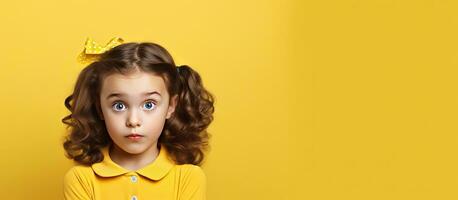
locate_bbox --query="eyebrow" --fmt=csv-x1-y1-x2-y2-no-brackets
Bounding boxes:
106,91,162,99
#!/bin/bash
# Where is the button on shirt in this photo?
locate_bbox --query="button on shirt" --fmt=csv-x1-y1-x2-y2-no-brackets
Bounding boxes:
63,144,206,200
130,175,138,183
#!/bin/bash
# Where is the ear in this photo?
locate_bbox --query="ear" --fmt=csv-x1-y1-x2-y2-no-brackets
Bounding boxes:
166,95,178,119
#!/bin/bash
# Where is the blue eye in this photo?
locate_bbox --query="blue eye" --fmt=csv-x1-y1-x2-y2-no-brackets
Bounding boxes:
112,102,126,111
143,101,156,110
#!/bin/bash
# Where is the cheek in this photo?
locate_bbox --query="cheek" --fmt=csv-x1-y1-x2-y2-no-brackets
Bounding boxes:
143,112,168,134
103,113,125,136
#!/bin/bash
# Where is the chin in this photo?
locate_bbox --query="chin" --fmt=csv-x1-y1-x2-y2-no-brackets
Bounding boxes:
118,144,148,155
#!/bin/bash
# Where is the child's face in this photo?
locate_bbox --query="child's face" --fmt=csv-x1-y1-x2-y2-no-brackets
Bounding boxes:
99,71,177,155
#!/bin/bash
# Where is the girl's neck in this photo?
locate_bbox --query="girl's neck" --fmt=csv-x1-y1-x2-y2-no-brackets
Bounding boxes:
109,143,160,171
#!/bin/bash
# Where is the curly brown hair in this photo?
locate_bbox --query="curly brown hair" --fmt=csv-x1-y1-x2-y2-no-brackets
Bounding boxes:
62,42,215,166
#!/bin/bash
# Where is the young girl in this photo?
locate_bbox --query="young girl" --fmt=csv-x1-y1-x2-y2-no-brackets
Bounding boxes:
62,37,215,200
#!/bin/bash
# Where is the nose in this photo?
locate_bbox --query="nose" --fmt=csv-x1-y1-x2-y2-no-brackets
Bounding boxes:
126,110,141,128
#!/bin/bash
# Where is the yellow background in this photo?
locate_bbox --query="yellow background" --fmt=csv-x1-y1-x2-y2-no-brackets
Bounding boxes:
0,0,456,199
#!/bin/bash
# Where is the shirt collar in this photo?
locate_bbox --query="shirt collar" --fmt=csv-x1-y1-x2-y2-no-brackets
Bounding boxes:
92,144,175,181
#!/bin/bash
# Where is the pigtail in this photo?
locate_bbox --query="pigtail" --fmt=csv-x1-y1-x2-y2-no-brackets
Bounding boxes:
62,64,109,165
160,65,215,166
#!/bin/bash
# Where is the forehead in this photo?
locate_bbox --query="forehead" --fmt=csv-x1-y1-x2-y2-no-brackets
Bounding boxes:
100,71,168,98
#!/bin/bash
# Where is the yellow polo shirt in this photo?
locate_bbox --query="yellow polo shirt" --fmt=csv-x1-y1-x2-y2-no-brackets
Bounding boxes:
63,144,206,200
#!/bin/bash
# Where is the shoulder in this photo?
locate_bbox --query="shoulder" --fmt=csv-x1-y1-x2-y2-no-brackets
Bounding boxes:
64,165,95,180
174,164,207,188
63,165,95,200
63,165,95,192
174,164,207,199
175,164,206,181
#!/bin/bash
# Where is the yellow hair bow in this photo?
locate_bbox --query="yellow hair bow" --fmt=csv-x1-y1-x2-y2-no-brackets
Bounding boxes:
77,37,124,64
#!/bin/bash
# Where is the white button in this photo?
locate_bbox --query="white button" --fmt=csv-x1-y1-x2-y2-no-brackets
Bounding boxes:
131,195,138,200
130,175,138,183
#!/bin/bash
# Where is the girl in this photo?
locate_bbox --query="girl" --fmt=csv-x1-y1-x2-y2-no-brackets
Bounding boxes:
62,37,215,200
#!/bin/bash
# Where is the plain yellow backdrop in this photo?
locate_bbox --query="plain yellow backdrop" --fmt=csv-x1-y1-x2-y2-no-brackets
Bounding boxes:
0,0,457,199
